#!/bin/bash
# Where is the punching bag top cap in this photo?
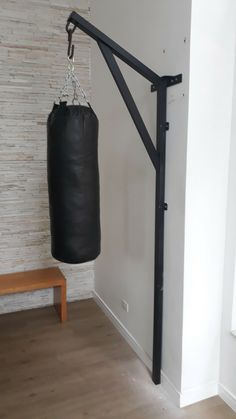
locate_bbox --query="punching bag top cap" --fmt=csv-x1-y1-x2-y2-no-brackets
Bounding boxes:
47,102,100,264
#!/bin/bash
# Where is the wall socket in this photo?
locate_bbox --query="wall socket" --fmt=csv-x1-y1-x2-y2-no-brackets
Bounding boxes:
121,299,129,313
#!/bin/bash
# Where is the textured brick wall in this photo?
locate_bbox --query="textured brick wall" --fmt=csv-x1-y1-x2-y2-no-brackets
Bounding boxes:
0,0,94,313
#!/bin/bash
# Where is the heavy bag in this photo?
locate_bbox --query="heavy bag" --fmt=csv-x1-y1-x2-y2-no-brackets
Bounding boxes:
47,102,100,264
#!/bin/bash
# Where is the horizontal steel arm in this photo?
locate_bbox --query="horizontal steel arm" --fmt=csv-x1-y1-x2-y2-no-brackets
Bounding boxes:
67,11,161,85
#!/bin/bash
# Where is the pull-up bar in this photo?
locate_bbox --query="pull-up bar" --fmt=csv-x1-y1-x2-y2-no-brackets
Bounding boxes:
67,10,182,385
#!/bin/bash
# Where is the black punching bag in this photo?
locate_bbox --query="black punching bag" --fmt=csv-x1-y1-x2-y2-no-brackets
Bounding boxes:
47,102,100,264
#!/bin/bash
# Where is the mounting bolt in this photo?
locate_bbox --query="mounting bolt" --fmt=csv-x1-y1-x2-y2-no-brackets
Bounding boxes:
159,203,168,211
165,122,169,131
151,84,157,92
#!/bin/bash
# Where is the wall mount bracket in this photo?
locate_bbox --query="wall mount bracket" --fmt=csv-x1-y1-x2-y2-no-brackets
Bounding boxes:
151,74,182,92
67,10,182,385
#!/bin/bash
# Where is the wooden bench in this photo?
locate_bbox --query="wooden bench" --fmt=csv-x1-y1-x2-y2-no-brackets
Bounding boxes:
0,267,67,322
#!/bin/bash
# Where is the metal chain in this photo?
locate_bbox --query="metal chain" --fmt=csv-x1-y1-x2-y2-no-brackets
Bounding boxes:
58,57,90,106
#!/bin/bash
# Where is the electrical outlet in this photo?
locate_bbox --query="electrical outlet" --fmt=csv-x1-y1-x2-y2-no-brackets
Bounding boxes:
121,299,129,313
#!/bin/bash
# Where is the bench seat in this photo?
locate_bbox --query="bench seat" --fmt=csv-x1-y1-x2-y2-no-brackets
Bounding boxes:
0,267,67,322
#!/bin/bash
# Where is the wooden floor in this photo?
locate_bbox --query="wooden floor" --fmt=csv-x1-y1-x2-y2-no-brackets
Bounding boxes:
0,300,235,419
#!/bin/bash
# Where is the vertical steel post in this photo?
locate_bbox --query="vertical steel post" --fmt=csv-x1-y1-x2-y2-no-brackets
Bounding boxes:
152,81,167,384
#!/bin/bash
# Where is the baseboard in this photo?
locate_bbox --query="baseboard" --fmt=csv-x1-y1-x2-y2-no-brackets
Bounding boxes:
179,380,218,407
93,291,218,408
219,383,236,413
93,290,152,371
161,371,218,407
160,371,181,406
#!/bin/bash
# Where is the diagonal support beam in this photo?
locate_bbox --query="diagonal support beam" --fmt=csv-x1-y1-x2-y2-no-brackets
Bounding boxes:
98,41,159,171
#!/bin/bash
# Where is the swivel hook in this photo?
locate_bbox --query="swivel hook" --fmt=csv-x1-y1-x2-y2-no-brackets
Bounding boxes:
66,22,76,60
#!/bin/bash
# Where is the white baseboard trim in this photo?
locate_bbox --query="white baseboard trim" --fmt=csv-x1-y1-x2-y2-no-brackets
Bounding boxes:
219,383,236,413
179,381,218,407
161,371,218,407
160,371,181,407
93,290,152,371
93,291,218,408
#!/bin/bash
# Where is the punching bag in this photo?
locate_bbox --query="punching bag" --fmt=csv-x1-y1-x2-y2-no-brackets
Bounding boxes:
47,102,100,264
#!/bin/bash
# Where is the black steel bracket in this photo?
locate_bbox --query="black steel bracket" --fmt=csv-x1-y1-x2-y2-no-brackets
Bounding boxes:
151,74,182,92
163,203,168,211
67,11,182,385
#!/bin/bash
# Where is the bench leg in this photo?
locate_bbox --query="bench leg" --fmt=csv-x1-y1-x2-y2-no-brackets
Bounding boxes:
53,285,67,322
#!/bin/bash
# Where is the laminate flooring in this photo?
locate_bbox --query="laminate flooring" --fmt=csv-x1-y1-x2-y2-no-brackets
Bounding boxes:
0,299,235,419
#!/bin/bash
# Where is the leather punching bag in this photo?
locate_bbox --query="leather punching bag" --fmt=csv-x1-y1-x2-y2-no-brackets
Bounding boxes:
47,102,100,264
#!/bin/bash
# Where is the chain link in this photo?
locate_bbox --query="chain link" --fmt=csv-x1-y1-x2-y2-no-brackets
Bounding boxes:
58,58,90,106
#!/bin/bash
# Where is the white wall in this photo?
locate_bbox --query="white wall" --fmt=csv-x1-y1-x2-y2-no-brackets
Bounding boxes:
91,0,236,409
219,48,236,411
181,0,236,407
91,0,191,393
